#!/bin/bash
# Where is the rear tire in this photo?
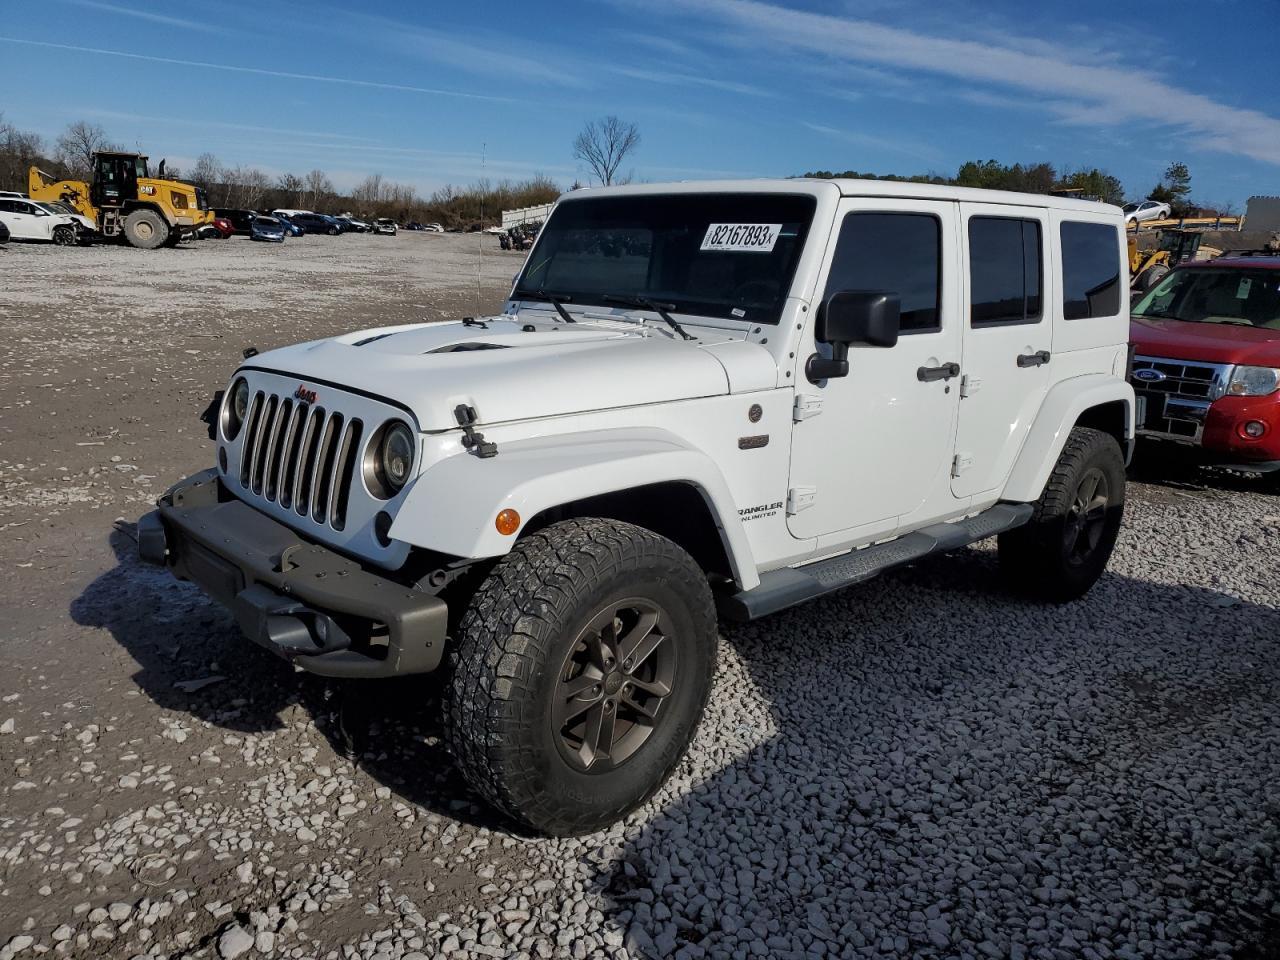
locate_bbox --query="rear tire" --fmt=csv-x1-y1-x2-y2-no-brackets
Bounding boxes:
444,518,718,836
123,209,169,249
998,427,1126,602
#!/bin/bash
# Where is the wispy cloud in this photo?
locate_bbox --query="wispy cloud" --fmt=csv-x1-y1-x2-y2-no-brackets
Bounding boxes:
0,37,522,104
802,121,942,163
327,12,587,88
59,0,222,33
609,64,775,98
658,0,1280,165
85,109,382,143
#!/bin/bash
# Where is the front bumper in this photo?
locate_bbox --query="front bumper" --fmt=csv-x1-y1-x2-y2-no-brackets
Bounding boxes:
139,470,446,678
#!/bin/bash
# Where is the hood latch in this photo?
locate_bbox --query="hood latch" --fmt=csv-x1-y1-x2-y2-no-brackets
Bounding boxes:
454,404,498,459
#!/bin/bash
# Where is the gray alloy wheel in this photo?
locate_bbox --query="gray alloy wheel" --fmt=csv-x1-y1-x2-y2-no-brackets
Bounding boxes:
552,598,678,772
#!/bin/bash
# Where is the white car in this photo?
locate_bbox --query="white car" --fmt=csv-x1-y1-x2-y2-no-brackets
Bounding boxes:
373,218,397,235
1122,199,1172,224
140,179,1134,835
424,222,444,232
34,200,96,234
0,197,78,244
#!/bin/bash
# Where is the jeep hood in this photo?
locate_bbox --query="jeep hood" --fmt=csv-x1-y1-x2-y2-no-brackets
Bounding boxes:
1130,315,1280,366
243,316,773,430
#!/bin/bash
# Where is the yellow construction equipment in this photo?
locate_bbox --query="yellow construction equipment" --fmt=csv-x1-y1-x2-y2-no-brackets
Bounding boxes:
1128,230,1203,292
29,152,213,248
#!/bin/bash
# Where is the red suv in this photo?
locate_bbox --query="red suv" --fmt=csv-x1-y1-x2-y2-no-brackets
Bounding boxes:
1130,256,1280,474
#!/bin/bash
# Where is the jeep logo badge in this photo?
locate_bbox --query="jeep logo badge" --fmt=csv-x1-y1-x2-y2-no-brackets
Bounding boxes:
1132,368,1166,383
294,384,318,404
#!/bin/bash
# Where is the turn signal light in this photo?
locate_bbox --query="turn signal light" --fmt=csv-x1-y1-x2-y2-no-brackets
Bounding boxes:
495,508,521,536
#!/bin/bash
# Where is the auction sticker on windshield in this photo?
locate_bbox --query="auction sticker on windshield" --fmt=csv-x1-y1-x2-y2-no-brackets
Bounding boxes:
701,223,782,253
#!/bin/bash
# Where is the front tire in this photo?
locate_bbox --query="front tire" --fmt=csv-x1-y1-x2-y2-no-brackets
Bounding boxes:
1136,263,1169,291
445,518,717,836
123,209,169,249
52,225,75,246
998,427,1125,602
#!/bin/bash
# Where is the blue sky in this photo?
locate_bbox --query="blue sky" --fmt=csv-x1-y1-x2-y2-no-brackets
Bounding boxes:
2,0,1277,206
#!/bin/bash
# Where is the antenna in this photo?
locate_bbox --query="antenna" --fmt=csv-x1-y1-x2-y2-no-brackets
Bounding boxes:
476,141,486,296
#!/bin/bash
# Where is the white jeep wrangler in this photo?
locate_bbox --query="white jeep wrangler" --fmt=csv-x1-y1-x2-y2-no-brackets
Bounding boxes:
140,179,1134,835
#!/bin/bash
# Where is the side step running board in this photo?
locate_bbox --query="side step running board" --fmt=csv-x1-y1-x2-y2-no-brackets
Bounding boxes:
718,502,1034,622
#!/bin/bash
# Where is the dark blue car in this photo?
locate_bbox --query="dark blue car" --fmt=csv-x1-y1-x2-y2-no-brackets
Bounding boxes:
286,212,343,235
273,212,305,237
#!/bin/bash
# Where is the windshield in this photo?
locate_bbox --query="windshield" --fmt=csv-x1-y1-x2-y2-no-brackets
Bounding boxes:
1122,203,1138,214
515,193,817,325
1133,267,1280,328
36,202,69,215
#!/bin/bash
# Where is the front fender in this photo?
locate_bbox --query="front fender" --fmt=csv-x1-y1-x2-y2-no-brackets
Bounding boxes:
1002,374,1135,503
389,427,759,589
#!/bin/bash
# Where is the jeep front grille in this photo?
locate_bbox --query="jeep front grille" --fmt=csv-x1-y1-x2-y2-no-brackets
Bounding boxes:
236,391,363,530
1131,355,1232,442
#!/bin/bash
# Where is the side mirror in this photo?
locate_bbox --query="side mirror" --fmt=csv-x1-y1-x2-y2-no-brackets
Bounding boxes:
806,290,901,383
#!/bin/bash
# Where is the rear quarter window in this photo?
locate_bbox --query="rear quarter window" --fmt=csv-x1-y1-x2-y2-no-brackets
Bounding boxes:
1060,221,1122,320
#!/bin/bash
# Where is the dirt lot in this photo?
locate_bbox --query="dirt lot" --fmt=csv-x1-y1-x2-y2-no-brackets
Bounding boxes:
2,233,1279,960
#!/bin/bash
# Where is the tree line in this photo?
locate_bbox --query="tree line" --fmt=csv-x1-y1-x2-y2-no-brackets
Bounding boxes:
802,159,1232,217
0,117,560,229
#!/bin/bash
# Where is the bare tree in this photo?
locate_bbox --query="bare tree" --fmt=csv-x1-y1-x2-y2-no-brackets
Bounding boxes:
352,173,385,208
0,113,46,192
277,172,304,207
54,121,115,180
190,152,222,193
221,166,270,208
304,168,334,209
572,116,640,187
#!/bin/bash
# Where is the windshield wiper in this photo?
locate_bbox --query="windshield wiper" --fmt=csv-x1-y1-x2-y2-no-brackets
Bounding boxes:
601,294,696,341
512,287,576,323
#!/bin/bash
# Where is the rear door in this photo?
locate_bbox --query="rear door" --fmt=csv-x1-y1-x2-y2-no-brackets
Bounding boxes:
951,203,1053,499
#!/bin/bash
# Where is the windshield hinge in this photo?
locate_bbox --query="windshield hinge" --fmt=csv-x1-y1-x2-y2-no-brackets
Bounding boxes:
793,395,823,422
454,404,498,458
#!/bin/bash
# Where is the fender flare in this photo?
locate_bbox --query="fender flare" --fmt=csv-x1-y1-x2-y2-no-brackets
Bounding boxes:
389,426,760,589
1002,374,1135,503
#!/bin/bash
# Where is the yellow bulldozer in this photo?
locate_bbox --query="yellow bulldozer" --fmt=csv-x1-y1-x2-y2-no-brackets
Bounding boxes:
29,152,213,249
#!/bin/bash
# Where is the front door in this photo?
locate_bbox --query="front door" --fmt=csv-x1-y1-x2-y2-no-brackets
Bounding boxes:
788,199,963,543
951,203,1053,498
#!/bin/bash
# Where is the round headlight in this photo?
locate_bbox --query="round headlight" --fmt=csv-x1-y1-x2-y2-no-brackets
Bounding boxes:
224,378,250,440
379,422,415,493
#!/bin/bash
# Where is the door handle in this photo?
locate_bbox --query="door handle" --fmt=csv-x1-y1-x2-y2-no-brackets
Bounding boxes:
1017,350,1051,368
917,362,960,383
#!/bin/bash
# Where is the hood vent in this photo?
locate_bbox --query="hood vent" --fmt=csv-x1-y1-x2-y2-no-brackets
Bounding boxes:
354,332,397,347
428,342,511,354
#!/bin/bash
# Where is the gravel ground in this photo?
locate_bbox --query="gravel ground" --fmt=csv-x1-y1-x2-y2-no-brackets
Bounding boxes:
2,234,1279,960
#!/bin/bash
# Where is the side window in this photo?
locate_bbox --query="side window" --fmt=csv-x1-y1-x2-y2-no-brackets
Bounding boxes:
0,200,13,214
1060,221,1122,320
824,212,941,333
968,217,1042,326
